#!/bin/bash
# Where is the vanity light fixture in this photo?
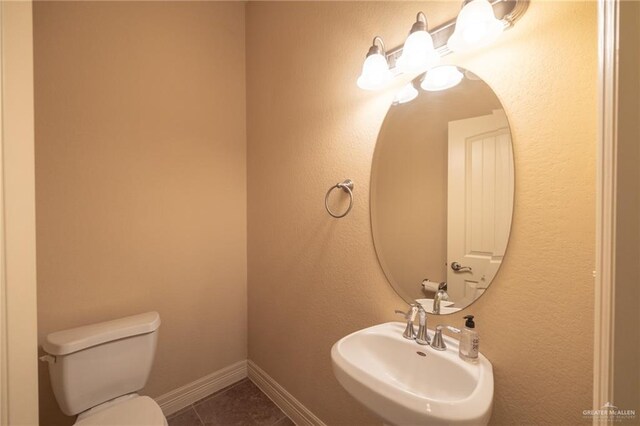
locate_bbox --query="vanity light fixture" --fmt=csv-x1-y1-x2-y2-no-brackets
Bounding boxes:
420,65,464,92
393,82,419,105
356,1,529,92
396,12,439,74
357,36,393,90
447,0,504,52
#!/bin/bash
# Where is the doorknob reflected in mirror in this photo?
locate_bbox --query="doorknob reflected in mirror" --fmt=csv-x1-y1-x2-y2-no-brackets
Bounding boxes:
451,262,472,273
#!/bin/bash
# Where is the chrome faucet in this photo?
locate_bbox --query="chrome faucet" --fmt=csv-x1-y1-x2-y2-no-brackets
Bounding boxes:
432,285,449,315
415,303,430,345
430,324,461,351
395,304,417,340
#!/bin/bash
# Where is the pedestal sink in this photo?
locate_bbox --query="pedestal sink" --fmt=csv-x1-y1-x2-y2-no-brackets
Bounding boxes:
331,322,493,425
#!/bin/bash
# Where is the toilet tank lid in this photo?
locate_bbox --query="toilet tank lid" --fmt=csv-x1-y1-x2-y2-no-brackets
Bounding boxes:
43,312,161,356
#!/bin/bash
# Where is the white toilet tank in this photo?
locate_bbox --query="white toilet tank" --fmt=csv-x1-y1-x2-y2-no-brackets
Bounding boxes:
42,312,161,416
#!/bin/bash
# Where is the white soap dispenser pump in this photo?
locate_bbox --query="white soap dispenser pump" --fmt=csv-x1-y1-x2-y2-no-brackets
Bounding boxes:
459,315,479,364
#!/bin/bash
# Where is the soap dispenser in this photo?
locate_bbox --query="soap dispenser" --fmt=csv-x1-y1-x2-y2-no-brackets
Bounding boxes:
459,315,479,364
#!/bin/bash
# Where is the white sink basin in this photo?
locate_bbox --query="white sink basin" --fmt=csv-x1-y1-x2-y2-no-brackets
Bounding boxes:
331,322,493,425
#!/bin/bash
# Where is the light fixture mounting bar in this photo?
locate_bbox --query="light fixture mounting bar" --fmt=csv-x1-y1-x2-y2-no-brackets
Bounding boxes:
386,0,529,70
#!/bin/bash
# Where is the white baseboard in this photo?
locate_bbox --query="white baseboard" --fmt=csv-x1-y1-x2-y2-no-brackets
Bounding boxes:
247,360,326,426
154,360,247,416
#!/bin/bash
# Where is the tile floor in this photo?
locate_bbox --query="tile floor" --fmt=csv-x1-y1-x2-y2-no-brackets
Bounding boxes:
166,378,295,426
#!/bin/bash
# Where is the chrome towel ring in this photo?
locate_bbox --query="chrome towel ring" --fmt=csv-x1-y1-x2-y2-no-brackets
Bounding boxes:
325,179,354,219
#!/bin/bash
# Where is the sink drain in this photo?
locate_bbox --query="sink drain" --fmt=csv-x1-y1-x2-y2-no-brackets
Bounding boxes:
416,351,426,357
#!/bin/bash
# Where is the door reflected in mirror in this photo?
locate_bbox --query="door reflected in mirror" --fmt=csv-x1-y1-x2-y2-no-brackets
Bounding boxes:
370,67,514,313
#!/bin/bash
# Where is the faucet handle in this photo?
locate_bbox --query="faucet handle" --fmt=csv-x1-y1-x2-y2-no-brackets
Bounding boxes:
394,309,409,319
431,327,446,351
442,324,461,334
430,324,461,351
395,304,417,340
395,304,417,320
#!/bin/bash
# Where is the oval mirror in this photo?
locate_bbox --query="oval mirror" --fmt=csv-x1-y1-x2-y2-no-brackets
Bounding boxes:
371,66,514,314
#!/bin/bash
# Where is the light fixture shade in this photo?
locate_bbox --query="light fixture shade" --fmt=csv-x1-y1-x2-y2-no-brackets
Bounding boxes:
393,83,419,104
357,40,393,91
420,65,463,91
447,0,504,53
397,30,440,74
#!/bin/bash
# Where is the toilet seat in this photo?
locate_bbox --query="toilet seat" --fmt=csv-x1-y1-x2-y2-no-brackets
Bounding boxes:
74,396,167,426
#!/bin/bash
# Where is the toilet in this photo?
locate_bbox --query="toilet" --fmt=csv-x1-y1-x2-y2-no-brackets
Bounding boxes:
41,311,167,425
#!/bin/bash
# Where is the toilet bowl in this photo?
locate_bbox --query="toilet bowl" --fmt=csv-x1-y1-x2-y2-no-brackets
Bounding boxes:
41,312,166,425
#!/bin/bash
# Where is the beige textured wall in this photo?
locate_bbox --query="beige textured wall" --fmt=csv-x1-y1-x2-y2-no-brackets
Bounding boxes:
247,1,596,425
34,2,246,424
